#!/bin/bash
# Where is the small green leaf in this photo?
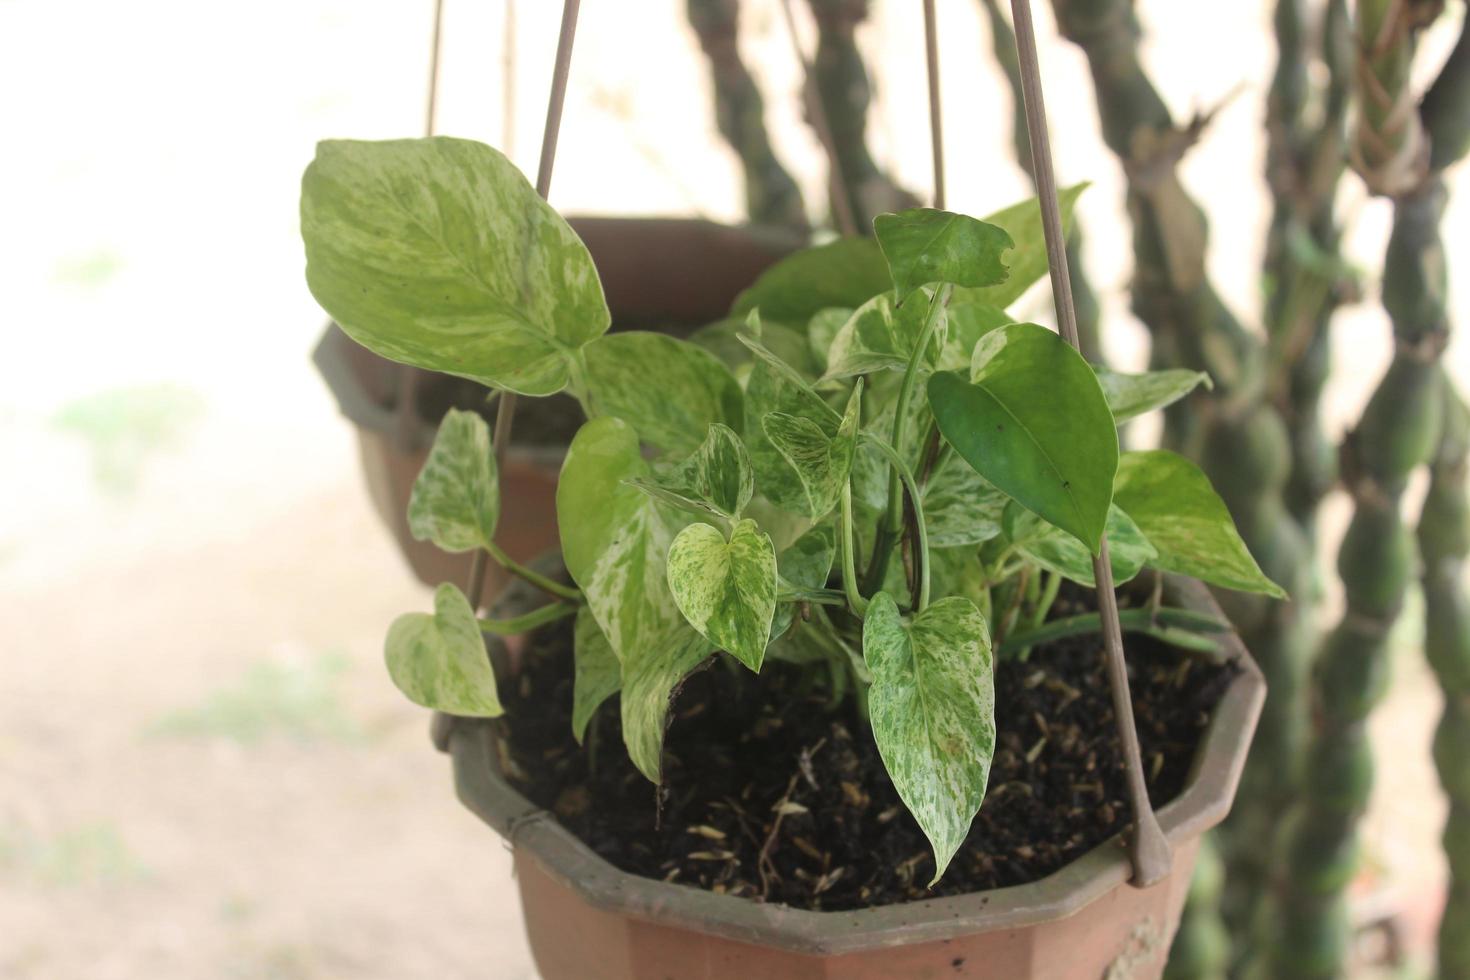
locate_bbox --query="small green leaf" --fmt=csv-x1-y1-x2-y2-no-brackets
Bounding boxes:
1002,501,1157,586
1094,366,1212,422
761,383,863,519
822,290,941,381
928,322,1118,553
741,334,844,515
951,184,1088,310
771,524,838,639
668,520,778,672
583,332,743,455
385,583,501,716
863,593,995,884
874,208,1013,299
1114,450,1287,597
731,238,892,324
807,307,853,375
301,137,608,395
688,316,817,379
407,408,499,552
672,423,755,518
922,450,1008,547
557,417,712,779
571,606,621,744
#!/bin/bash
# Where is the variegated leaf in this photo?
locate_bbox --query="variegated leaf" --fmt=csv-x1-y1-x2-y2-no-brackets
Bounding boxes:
822,290,940,381
863,593,995,884
301,137,608,396
806,307,852,376
582,331,743,455
571,606,620,744
740,333,843,515
1002,501,1157,587
921,449,1007,548
874,208,1013,299
407,408,499,552
771,524,838,639
938,302,1011,372
667,520,778,672
385,583,501,716
1094,365,1212,422
761,382,862,519
1114,450,1287,597
556,417,712,781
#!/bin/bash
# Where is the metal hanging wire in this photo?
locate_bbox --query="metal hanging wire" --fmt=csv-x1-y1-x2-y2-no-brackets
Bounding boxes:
1001,0,1172,886
463,0,583,609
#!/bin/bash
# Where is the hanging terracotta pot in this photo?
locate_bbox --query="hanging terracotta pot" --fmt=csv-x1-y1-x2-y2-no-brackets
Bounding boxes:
443,577,1264,980
313,217,802,606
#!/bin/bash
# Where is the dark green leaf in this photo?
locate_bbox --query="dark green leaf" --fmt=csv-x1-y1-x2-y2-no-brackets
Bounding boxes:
928,322,1118,553
950,184,1087,310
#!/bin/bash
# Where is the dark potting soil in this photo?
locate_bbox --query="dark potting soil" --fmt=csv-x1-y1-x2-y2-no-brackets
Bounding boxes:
497,591,1235,911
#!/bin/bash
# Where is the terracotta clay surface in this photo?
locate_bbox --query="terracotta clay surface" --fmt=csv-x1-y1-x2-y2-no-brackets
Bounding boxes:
448,579,1264,980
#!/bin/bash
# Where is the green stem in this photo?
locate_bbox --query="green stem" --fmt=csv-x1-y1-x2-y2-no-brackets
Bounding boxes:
1029,570,1062,630
861,435,931,611
777,587,848,606
478,601,577,635
485,541,583,602
863,283,950,594
839,480,868,617
998,607,1230,660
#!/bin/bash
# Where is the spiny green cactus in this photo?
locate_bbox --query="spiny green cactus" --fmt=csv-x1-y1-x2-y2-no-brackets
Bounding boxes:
1049,3,1318,968
977,0,1102,363
1262,5,1470,976
687,0,808,229
805,0,918,227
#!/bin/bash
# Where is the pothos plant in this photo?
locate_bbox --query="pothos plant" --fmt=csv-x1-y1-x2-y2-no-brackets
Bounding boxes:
300,136,1284,884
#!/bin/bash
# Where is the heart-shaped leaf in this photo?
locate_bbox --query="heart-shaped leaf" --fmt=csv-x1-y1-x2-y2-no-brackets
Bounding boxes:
571,606,621,744
667,520,778,671
582,331,744,455
874,209,1013,300
928,322,1118,553
406,408,500,552
951,184,1088,310
1094,365,1212,422
761,383,863,519
822,291,940,381
1001,501,1158,586
863,593,995,884
1114,450,1287,597
557,417,711,780
301,137,608,395
627,423,754,523
385,583,501,717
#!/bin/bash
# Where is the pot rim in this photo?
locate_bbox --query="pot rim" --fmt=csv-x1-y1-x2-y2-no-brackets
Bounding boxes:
446,575,1264,957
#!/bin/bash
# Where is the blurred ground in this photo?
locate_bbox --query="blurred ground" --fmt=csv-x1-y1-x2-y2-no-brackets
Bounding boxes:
0,0,1465,976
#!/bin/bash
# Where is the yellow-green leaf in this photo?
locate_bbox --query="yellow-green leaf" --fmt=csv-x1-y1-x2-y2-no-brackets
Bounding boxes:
385,583,501,717
407,408,499,552
667,520,778,672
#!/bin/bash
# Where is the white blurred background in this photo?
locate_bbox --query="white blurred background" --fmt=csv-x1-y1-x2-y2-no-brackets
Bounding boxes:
1,1,1466,975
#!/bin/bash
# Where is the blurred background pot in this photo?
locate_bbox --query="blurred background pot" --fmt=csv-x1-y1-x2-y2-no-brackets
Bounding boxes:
313,217,801,606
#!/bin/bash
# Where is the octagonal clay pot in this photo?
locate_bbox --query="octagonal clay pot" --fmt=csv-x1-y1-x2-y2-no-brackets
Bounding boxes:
443,577,1265,980
313,217,802,607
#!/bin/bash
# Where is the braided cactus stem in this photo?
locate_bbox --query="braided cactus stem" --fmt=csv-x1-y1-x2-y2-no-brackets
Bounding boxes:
1263,4,1470,976
1050,1,1317,966
1420,382,1470,980
804,0,918,226
687,0,808,229
978,0,1102,362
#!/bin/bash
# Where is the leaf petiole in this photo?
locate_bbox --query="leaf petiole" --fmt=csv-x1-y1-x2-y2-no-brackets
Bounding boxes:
860,434,933,611
485,541,583,602
478,600,578,635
